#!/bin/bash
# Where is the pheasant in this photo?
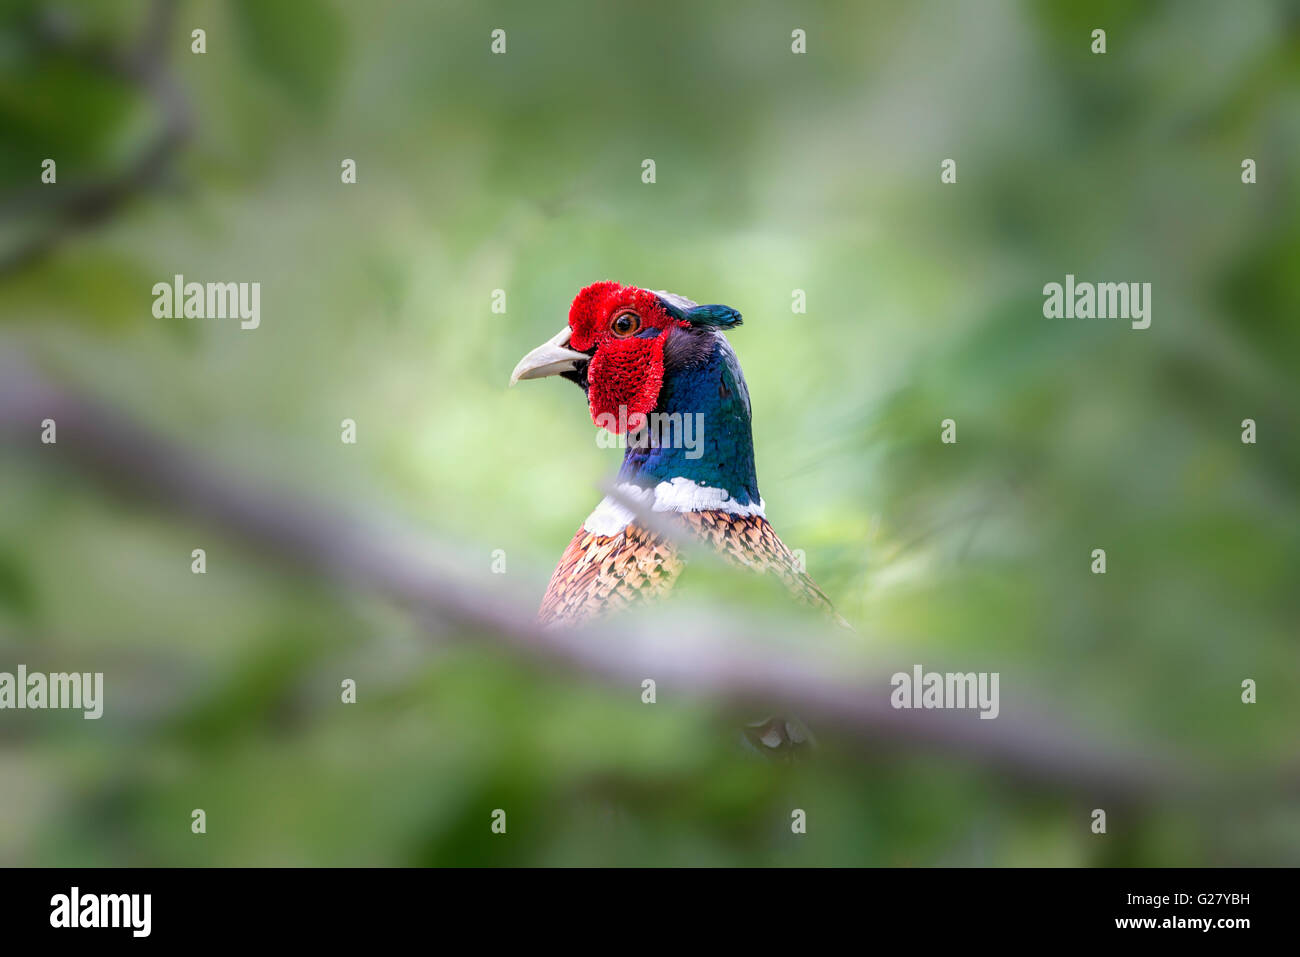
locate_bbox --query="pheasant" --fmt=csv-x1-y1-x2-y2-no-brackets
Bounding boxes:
510,281,842,756
511,280,838,621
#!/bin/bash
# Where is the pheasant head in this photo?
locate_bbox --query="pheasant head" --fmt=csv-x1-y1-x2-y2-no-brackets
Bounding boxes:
511,280,758,510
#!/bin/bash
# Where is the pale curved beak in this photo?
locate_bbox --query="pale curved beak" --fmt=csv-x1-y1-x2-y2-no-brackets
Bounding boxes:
509,326,588,386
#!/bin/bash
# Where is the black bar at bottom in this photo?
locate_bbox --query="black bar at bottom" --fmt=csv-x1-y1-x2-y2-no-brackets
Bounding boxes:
0,866,1279,942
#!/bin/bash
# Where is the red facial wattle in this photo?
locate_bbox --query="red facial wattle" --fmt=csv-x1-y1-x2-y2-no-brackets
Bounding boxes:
567,281,689,433
586,334,666,432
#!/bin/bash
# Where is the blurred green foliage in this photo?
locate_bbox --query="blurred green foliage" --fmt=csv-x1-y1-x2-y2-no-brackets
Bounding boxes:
1,0,1297,865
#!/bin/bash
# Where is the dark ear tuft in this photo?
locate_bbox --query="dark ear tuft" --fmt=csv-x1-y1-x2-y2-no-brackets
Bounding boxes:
652,291,742,329
685,304,742,328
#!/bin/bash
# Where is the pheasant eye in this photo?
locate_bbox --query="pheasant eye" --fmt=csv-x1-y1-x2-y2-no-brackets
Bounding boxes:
610,310,640,337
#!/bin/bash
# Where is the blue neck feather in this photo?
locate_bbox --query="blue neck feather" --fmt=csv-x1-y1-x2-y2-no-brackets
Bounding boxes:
617,335,761,505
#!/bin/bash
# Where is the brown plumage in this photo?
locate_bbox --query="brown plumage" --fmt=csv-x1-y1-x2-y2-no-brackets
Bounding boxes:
538,510,838,628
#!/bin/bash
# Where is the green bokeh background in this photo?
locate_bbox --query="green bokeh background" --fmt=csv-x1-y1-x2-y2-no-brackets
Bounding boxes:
1,0,1297,865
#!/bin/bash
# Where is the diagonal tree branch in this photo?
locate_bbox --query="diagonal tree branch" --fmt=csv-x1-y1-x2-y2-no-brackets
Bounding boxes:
0,350,1275,805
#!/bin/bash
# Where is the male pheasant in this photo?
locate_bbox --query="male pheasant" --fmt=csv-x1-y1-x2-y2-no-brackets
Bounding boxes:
511,280,837,621
510,282,841,754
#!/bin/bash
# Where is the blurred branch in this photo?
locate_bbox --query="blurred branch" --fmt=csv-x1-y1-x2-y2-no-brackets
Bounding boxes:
0,350,1258,805
0,0,192,277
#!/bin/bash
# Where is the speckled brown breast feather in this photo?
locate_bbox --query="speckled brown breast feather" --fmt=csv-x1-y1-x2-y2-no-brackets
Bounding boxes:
538,510,837,627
